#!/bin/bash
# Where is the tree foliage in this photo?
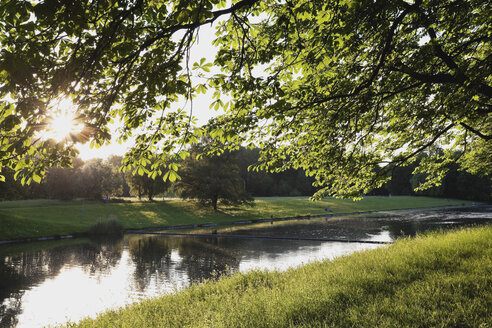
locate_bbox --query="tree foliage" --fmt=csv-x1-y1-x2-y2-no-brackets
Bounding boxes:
0,0,490,197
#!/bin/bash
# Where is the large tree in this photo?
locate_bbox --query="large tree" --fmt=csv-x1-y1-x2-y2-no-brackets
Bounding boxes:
0,0,490,197
175,143,253,210
77,158,121,199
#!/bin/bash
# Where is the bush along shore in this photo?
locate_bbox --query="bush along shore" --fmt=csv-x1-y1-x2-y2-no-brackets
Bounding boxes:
64,226,492,328
0,196,476,242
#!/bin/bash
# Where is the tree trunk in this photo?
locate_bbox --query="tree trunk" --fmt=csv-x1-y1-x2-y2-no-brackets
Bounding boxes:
147,183,154,201
212,195,218,211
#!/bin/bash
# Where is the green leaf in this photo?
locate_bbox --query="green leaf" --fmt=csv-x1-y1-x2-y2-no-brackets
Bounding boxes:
32,174,41,183
163,170,170,181
168,170,180,182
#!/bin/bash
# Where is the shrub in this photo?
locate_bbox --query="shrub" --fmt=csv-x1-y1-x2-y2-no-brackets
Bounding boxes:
88,217,124,238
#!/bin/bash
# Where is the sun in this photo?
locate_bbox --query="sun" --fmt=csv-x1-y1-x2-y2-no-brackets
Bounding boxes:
42,98,85,142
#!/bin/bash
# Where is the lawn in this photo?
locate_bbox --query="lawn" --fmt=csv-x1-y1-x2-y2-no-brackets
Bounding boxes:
65,226,492,327
0,196,475,241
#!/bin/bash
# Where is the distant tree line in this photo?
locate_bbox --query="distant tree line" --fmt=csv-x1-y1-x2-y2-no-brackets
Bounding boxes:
370,151,491,202
0,148,317,204
0,156,131,200
0,155,168,201
0,147,489,203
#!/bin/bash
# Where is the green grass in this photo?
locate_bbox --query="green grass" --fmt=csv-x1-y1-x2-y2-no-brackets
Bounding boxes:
0,196,475,241
64,226,492,328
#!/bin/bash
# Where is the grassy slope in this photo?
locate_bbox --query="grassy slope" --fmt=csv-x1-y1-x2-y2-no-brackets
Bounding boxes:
0,196,475,241
65,226,492,328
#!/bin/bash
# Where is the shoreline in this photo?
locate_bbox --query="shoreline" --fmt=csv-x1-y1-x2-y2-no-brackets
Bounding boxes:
1,203,487,246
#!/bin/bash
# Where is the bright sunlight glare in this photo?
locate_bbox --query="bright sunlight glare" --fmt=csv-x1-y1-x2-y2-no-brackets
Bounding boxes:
41,98,85,142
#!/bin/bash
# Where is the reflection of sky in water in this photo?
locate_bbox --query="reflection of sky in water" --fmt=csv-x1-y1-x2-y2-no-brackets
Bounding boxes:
0,206,490,328
238,239,382,272
364,230,392,243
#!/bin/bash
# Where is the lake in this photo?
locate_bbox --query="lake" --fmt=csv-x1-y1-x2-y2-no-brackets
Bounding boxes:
0,205,490,327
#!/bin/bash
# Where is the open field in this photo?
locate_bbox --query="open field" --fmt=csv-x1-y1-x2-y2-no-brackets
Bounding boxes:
64,226,492,327
0,196,476,241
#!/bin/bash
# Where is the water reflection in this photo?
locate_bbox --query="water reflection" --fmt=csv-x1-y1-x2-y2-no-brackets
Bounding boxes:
0,240,126,327
128,236,241,291
0,206,490,327
210,206,492,241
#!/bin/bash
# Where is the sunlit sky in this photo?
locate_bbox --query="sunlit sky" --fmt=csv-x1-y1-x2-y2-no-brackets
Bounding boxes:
39,98,85,142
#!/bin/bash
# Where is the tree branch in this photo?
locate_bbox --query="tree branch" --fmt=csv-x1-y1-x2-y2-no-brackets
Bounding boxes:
390,64,462,84
460,122,492,141
117,0,260,64
394,122,455,166
355,0,423,94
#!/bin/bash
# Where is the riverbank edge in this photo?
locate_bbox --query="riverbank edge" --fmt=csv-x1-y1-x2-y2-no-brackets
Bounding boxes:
66,225,492,328
0,203,486,245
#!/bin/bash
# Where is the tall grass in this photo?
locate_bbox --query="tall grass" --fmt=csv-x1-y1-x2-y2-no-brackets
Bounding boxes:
65,226,492,327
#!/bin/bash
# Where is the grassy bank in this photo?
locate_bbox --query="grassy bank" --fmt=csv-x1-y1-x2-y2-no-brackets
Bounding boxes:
65,226,492,327
0,196,475,241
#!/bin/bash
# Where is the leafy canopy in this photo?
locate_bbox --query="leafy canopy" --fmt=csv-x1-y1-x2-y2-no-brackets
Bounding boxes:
0,0,490,197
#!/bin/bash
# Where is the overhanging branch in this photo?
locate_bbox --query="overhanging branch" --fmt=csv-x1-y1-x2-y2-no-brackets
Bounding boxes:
460,122,492,141
118,0,260,64
390,64,462,84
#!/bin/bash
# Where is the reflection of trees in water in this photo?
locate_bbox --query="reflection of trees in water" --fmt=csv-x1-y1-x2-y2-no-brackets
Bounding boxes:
0,262,24,327
128,236,241,292
128,236,172,291
174,237,240,282
76,239,123,275
0,239,123,327
385,220,422,239
1,239,123,279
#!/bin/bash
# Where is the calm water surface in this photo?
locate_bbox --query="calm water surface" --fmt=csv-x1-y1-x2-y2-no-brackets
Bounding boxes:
0,206,490,327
